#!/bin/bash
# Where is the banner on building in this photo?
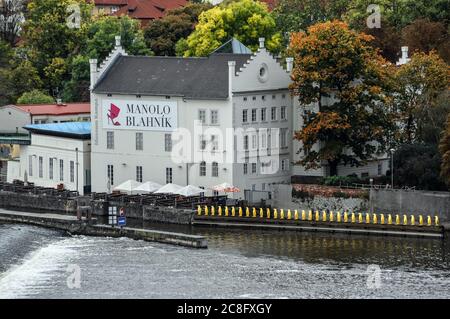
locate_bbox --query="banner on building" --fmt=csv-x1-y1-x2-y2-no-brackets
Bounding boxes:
102,99,178,131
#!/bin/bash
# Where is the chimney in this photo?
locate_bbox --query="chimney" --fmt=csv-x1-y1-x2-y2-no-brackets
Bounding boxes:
89,59,98,90
115,35,121,48
228,61,236,99
286,57,294,72
56,98,63,106
259,37,265,49
396,46,411,66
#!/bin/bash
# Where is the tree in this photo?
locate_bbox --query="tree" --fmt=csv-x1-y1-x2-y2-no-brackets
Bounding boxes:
439,114,450,186
394,51,450,144
144,2,212,56
2,60,43,103
289,20,395,176
17,89,54,104
181,0,282,56
0,0,26,45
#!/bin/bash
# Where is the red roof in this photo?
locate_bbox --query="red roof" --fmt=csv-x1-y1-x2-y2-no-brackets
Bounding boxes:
93,0,128,5
15,103,91,116
114,0,188,21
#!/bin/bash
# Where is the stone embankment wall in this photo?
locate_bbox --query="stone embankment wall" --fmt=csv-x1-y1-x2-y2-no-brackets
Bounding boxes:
0,190,77,213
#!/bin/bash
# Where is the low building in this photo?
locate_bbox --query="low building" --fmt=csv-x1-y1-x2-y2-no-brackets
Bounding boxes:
7,122,92,195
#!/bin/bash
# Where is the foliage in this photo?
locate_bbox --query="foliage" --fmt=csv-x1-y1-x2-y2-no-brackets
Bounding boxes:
439,114,450,186
144,2,212,56
0,0,26,45
393,143,447,191
394,51,450,144
320,175,362,186
181,0,282,56
17,89,54,104
289,20,396,175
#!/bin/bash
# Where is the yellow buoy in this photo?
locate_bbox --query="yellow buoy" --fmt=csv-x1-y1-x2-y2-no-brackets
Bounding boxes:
266,208,271,219
403,214,408,225
351,212,356,223
427,215,432,226
211,206,215,216
205,206,209,216
388,214,392,225
260,208,264,218
308,210,313,221
337,211,341,223
419,215,423,226
245,207,250,217
435,216,439,226
225,206,229,216
294,210,299,220
365,213,370,224
380,214,385,225
344,211,348,223
301,210,305,220
410,215,415,226
287,209,292,220
322,210,327,222
315,210,320,222
395,214,400,225
238,207,243,217
252,207,257,218
231,207,236,217
358,213,363,223
274,209,278,219
218,206,222,216
280,209,285,219
197,205,202,216
329,211,334,222
373,214,377,224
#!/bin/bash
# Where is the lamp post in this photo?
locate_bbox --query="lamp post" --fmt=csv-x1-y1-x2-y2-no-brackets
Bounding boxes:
390,148,395,189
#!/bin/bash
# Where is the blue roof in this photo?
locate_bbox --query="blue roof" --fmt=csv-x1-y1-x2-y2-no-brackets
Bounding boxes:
24,122,91,139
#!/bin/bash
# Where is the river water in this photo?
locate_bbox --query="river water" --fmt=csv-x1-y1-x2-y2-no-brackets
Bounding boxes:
0,220,449,299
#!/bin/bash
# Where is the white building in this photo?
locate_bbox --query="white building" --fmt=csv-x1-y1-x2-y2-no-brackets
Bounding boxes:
89,37,293,198
7,122,92,195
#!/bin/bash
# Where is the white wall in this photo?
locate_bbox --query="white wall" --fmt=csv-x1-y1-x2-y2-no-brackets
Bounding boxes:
31,113,91,124
0,106,30,133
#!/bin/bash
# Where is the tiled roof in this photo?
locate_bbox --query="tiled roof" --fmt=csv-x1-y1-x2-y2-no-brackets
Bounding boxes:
15,103,90,116
114,0,188,20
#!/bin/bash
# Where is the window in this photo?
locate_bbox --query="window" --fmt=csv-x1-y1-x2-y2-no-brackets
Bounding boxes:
271,107,277,121
243,97,247,101
59,159,64,181
243,135,249,150
260,131,267,149
281,106,287,120
199,135,207,150
252,96,256,101
252,163,257,174
107,131,114,149
252,184,256,191
282,94,286,99
262,183,266,191
28,155,33,177
272,95,276,100
378,163,382,176
243,163,248,175
242,109,248,123
211,135,218,151
166,167,172,184
282,159,290,171
199,162,206,176
198,110,206,124
210,110,219,125
251,109,257,122
38,156,43,178
262,95,265,101
212,162,219,177
49,158,54,180
136,132,143,151
261,108,267,121
252,134,257,150
136,166,143,183
281,128,288,148
107,165,114,185
165,134,172,152
70,161,75,183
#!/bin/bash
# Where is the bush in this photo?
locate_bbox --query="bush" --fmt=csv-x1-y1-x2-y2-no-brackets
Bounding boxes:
17,90,54,104
320,175,362,186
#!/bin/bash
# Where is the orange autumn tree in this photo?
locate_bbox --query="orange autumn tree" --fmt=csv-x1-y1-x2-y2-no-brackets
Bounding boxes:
289,20,395,176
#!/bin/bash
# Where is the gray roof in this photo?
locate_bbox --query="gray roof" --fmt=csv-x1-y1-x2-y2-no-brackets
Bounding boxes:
93,53,253,99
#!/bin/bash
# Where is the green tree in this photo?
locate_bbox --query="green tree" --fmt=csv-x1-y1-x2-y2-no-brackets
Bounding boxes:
289,20,395,175
144,2,212,56
17,89,55,104
1,60,44,103
181,0,282,56
394,51,450,144
439,114,450,186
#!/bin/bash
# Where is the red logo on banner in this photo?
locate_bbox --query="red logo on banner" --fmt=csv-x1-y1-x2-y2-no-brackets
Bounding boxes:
108,103,121,126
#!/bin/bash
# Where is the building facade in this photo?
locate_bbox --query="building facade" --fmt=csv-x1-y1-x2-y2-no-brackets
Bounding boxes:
89,37,293,198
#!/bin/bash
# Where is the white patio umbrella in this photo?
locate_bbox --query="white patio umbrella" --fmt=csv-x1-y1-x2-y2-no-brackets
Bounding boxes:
154,183,184,194
175,185,205,197
211,182,241,193
133,181,162,194
113,180,142,194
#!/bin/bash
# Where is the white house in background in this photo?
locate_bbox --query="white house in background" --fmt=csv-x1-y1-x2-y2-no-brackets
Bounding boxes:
7,122,92,195
89,36,293,199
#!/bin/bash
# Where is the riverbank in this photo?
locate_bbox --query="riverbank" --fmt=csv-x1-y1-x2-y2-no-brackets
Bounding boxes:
0,209,207,249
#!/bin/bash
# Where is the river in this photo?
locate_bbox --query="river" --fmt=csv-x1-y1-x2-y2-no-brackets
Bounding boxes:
0,220,449,299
